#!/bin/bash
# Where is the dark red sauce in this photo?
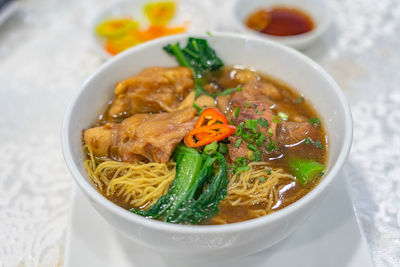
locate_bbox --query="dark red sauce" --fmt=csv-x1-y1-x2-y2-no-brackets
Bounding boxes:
246,7,314,36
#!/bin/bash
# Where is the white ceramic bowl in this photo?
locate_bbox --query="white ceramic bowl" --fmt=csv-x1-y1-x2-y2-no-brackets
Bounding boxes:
231,0,331,50
61,32,352,260
92,0,217,58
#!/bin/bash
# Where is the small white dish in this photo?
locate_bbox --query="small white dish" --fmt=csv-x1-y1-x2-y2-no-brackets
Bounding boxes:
231,0,332,50
63,174,373,267
92,0,217,58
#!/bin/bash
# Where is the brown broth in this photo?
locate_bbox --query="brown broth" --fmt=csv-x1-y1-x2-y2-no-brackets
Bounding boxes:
88,66,327,225
203,66,327,224
246,7,314,36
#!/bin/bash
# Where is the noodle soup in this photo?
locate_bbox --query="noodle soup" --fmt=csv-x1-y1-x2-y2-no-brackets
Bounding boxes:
82,38,327,225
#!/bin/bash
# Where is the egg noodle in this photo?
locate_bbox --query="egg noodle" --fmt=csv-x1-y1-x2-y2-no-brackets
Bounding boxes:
84,145,295,222
212,162,296,224
84,145,175,209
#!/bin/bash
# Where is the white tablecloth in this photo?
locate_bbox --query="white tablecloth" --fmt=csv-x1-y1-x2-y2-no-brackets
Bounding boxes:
0,0,399,266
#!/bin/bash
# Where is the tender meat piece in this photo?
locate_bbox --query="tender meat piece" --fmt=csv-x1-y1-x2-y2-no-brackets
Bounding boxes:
231,81,282,107
276,121,319,147
228,135,248,162
83,108,197,163
233,69,260,84
228,101,277,162
108,67,194,118
216,95,231,113
83,123,119,156
174,91,216,110
118,108,196,163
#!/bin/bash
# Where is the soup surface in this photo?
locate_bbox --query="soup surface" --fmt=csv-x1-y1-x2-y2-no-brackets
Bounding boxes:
82,38,327,225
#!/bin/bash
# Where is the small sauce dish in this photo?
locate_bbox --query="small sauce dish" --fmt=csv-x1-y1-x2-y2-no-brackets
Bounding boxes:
231,0,332,50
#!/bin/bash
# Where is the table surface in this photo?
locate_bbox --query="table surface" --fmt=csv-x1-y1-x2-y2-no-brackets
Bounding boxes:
0,0,399,266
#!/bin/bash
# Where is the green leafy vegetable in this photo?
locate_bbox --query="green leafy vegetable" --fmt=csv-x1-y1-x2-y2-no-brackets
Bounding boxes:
204,141,218,154
131,144,229,224
289,158,325,186
218,143,228,154
164,38,224,98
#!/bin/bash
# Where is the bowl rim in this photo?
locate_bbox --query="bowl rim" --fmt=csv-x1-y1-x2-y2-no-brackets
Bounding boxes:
230,0,332,47
61,32,353,234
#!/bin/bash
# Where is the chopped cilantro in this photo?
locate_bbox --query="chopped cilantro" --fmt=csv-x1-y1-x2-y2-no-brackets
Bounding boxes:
268,128,274,136
264,168,272,175
234,137,243,148
247,143,258,151
255,108,261,114
296,97,304,103
258,177,266,183
236,86,242,92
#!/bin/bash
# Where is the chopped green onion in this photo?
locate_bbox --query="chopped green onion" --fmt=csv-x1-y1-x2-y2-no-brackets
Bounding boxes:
236,86,242,92
234,107,240,118
234,137,243,148
309,117,320,125
234,166,250,173
244,102,251,108
277,112,289,121
245,119,258,133
255,108,261,114
248,150,254,160
267,138,277,152
264,168,272,175
268,128,274,136
248,143,258,151
258,177,266,183
272,115,282,124
204,141,218,154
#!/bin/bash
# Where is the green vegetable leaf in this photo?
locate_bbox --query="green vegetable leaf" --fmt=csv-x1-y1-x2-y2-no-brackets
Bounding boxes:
289,158,325,186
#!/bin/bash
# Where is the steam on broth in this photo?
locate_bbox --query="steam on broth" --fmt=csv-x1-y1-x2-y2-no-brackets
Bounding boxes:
82,38,327,225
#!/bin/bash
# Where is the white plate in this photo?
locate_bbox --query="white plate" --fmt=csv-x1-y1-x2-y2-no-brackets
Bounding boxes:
63,172,373,267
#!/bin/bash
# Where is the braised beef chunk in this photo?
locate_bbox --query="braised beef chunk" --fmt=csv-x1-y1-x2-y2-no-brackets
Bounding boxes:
108,67,194,119
276,121,319,147
231,81,282,106
84,108,196,163
228,101,277,162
